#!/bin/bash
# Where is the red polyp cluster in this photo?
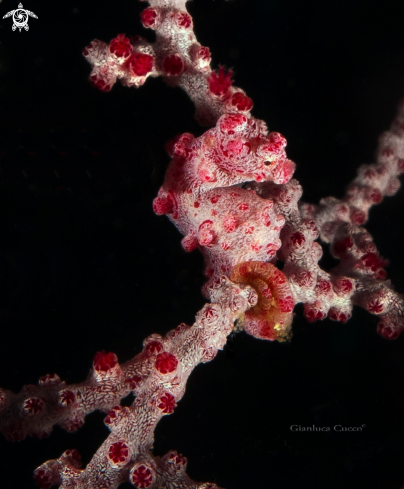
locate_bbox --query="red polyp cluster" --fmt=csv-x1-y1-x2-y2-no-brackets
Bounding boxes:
93,351,118,371
155,351,178,374
108,441,130,466
208,66,234,98
130,464,154,488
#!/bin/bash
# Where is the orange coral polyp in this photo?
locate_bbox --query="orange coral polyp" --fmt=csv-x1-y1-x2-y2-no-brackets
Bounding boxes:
230,261,294,341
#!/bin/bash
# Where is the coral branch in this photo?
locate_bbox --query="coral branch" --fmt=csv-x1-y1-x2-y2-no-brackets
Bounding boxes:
2,278,256,488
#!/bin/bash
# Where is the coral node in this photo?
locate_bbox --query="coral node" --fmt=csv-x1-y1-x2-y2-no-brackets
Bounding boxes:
93,351,118,372
130,464,155,488
109,34,133,58
162,54,184,76
208,66,233,98
127,52,154,77
108,441,130,466
155,352,178,374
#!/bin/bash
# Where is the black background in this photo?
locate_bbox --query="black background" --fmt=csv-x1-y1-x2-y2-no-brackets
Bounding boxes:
0,0,404,488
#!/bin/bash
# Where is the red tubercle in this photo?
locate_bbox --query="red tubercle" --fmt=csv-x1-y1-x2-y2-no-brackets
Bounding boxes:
364,168,377,180
333,236,354,256
266,243,279,255
294,270,314,288
198,228,216,247
58,390,76,407
208,66,233,98
130,464,154,488
315,279,332,295
290,231,305,246
251,242,262,252
175,11,192,29
261,207,272,227
140,7,159,28
223,214,238,232
63,449,82,468
155,352,178,374
153,191,176,216
89,74,112,92
162,54,184,76
127,52,154,76
200,305,220,326
198,164,217,182
198,46,211,62
375,268,387,280
266,132,287,153
189,44,211,67
167,451,187,468
109,34,133,58
145,340,163,354
125,374,142,390
34,468,54,489
230,91,253,111
360,252,388,273
93,351,118,372
377,321,401,340
238,202,249,211
158,392,176,414
367,297,384,314
328,308,350,323
38,373,61,386
219,113,247,134
173,132,195,157
104,405,125,426
181,233,199,252
332,277,353,295
350,208,366,225
168,322,188,339
397,159,404,173
222,138,249,158
368,188,383,203
108,441,130,465
22,397,44,416
304,304,326,322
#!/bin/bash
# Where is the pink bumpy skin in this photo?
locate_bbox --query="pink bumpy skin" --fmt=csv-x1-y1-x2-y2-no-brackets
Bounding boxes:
153,114,295,297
